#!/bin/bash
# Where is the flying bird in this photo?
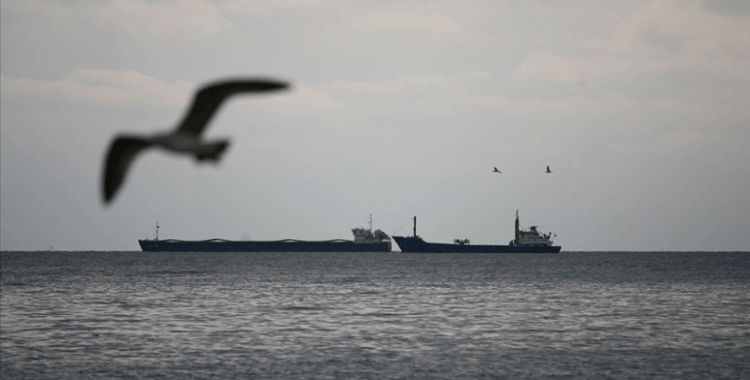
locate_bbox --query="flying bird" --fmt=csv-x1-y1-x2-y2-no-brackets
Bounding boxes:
546,166,553,173
492,167,502,174
101,78,290,204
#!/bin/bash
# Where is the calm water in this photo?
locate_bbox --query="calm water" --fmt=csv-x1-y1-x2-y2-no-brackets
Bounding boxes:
1,251,749,379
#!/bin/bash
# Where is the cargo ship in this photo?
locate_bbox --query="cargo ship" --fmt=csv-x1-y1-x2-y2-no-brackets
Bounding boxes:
139,216,392,252
392,211,561,253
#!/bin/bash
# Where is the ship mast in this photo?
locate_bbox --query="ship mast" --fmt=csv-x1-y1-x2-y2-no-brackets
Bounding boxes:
155,222,160,241
413,216,417,238
514,211,520,244
369,214,372,232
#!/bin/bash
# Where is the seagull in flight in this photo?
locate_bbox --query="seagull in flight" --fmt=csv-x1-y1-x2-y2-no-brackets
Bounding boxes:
546,166,553,173
101,78,290,204
492,167,502,174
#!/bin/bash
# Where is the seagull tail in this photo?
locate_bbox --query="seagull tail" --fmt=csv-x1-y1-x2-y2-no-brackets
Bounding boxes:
195,140,230,162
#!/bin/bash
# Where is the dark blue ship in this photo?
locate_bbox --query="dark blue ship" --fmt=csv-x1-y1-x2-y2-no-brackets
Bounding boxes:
139,217,392,252
392,211,561,253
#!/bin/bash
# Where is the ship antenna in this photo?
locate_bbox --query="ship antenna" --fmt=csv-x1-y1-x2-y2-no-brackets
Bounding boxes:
369,214,372,232
413,216,417,238
155,222,159,241
515,210,520,245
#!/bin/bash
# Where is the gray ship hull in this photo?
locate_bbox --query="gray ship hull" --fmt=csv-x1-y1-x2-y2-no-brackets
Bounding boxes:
139,238,391,252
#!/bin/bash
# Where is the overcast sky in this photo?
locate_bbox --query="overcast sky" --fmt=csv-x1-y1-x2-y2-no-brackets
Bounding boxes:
1,0,748,251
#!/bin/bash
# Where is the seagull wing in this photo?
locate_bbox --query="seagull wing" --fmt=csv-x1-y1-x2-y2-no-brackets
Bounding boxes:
102,136,152,204
176,79,290,136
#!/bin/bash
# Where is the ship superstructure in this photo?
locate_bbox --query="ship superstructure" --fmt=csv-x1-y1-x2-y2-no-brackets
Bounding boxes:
511,210,556,247
352,214,392,245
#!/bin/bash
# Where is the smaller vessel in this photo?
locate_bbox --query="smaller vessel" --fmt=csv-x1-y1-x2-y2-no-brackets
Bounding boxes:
138,216,392,252
392,211,561,253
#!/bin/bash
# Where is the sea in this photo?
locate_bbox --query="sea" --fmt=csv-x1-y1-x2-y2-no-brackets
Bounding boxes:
1,251,748,379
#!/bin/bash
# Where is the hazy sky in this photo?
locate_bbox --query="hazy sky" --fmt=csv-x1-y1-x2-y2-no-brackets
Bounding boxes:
1,0,748,251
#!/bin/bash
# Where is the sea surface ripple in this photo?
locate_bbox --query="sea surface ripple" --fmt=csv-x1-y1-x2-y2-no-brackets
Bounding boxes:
1,251,749,379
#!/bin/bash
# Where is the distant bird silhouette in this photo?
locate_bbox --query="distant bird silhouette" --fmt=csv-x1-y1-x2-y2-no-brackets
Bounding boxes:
101,78,290,204
492,167,502,174
546,166,553,173
93,332,99,337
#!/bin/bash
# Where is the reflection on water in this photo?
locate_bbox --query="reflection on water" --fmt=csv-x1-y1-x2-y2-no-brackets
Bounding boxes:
2,251,749,379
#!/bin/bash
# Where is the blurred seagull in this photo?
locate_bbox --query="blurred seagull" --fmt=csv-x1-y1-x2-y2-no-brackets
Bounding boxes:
101,78,290,204
546,166,553,174
492,167,502,174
